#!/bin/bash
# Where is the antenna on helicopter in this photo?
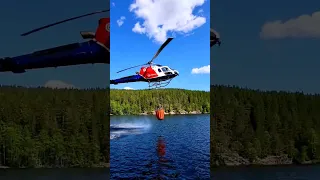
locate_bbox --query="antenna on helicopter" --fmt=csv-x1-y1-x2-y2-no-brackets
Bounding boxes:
116,37,174,73
21,9,110,36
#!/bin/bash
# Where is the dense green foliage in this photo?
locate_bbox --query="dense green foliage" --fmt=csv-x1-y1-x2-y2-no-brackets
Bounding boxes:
0,86,109,168
211,85,320,166
110,89,210,115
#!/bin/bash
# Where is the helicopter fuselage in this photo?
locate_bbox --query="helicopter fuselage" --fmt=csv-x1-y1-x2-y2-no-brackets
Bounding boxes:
139,65,179,79
110,65,179,85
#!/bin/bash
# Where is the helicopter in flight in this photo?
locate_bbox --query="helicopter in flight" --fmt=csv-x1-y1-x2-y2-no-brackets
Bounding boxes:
211,28,221,47
0,9,110,73
110,37,179,89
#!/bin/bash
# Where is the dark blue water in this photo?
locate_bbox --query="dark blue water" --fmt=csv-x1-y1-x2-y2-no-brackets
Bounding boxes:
0,168,109,180
110,114,210,179
212,165,320,180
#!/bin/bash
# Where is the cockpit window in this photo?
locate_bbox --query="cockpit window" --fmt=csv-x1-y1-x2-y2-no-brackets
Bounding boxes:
161,67,169,72
158,68,162,72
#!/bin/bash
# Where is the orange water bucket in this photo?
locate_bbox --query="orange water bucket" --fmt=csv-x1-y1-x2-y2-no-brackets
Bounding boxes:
155,108,165,120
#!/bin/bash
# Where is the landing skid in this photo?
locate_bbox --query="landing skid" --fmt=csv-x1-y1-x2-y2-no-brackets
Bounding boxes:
148,79,172,89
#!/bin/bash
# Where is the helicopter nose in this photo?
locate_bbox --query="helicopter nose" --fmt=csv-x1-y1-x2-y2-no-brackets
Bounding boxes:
174,70,179,75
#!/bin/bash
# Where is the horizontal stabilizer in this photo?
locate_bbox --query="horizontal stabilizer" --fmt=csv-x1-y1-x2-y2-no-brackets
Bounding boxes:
80,31,95,39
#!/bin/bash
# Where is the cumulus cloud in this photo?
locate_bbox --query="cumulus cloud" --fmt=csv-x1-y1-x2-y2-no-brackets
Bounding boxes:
44,80,76,89
260,11,320,39
129,0,207,44
191,65,210,74
124,86,134,90
117,16,126,27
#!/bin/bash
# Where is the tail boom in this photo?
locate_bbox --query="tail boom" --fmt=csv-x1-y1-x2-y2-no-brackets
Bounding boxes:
110,74,147,85
0,40,109,73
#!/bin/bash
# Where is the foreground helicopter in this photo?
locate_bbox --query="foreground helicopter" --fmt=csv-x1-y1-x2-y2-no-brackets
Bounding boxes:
211,28,221,47
0,9,110,73
110,37,179,89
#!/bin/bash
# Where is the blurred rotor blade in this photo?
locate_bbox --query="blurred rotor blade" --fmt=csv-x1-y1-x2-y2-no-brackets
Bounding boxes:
21,9,110,36
117,63,147,73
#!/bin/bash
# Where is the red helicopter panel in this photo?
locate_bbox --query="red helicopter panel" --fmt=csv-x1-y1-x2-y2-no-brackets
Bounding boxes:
139,66,158,79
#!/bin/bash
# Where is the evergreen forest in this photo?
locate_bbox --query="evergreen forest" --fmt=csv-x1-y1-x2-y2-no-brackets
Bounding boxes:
0,86,109,168
211,85,320,167
0,87,209,168
110,89,210,115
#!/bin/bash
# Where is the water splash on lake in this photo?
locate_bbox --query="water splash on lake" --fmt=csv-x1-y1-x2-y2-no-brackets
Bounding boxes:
110,116,151,140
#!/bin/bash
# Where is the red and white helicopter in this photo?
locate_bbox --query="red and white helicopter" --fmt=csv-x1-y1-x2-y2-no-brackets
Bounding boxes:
110,37,179,89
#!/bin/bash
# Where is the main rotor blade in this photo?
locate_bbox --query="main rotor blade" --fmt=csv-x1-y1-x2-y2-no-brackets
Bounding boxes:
21,9,110,36
148,37,173,64
117,63,147,73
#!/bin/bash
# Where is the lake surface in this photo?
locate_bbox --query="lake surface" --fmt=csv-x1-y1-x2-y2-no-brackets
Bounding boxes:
0,168,109,180
110,114,210,179
212,165,320,180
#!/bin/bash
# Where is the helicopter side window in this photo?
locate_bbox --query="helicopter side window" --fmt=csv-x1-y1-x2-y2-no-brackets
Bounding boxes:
158,68,162,73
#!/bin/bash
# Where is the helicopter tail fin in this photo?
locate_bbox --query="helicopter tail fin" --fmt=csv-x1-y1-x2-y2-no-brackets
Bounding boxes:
95,18,110,50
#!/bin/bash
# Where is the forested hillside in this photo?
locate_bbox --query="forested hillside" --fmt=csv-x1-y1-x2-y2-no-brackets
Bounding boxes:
110,89,210,115
211,85,320,167
0,86,109,168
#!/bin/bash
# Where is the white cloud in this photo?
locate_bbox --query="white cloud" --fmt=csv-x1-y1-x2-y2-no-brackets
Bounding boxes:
260,11,320,39
191,65,210,74
44,80,76,89
112,2,115,7
198,9,204,14
124,86,134,90
117,16,126,27
129,0,207,44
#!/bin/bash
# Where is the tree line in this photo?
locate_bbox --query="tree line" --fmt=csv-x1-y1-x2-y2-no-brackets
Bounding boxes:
110,89,210,115
0,86,209,168
211,85,320,167
0,86,109,168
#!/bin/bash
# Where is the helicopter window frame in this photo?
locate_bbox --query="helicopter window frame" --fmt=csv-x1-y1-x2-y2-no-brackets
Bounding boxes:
158,68,162,73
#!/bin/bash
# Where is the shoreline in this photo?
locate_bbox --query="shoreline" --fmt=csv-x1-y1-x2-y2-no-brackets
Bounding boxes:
110,111,209,116
0,163,110,169
212,153,320,168
212,162,320,169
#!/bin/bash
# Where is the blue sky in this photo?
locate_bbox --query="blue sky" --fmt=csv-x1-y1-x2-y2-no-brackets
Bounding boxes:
211,0,320,93
0,0,109,89
110,0,210,91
